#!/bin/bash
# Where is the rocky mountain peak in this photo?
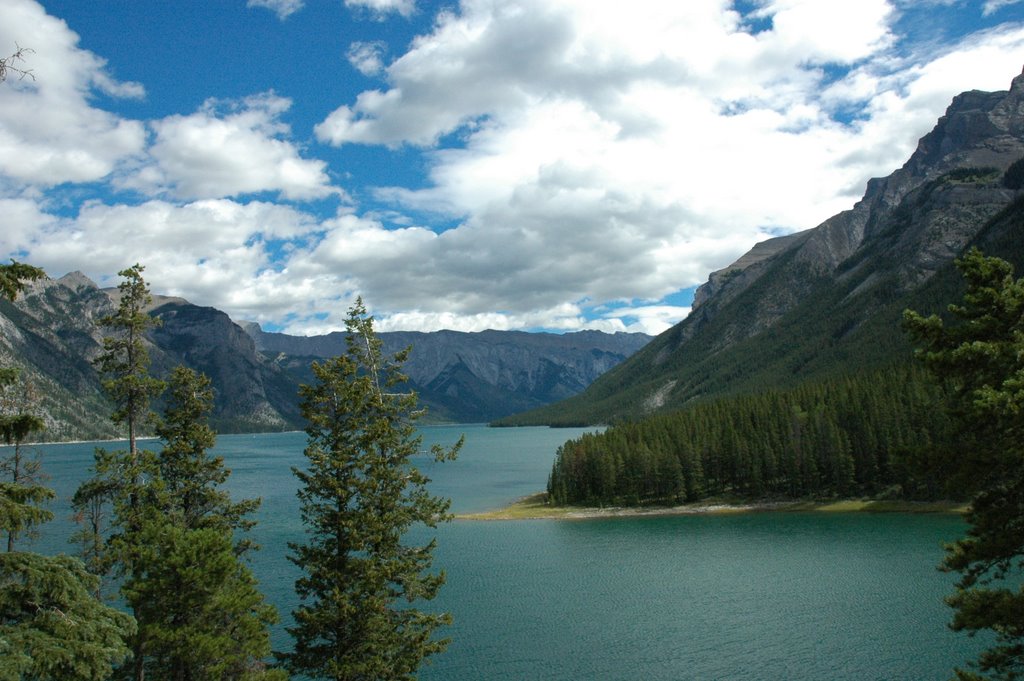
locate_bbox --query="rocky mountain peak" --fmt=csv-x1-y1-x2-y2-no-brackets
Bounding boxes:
1011,64,1024,92
689,69,1024,337
907,68,1024,177
56,271,99,293
0,275,652,437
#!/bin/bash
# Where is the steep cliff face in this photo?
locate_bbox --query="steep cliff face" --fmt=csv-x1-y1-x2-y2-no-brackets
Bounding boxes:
148,302,302,432
245,326,651,423
683,70,1024,354
0,273,117,440
510,69,1024,426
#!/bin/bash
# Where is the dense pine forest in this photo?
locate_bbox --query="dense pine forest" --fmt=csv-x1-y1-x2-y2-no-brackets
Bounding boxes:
547,365,953,506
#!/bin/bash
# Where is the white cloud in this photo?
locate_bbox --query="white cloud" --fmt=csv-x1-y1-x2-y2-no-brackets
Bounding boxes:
347,41,388,76
0,198,56,255
247,0,305,19
22,199,323,318
359,302,688,335
751,0,895,63
983,0,1023,15
0,0,146,187
119,93,340,201
597,305,693,335
6,0,1024,337
345,0,416,19
306,0,1024,332
316,0,896,148
340,304,586,335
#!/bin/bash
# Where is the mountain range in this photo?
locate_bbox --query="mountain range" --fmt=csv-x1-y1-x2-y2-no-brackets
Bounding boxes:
242,323,650,423
500,67,1024,426
0,275,649,440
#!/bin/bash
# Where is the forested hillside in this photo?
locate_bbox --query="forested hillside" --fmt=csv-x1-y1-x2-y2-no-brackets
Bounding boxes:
547,366,950,506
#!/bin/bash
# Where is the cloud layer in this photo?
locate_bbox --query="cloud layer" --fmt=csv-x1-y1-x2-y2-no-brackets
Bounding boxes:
3,0,1024,335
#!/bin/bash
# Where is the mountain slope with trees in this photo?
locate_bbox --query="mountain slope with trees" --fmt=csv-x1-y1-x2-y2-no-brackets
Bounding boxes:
501,68,1024,427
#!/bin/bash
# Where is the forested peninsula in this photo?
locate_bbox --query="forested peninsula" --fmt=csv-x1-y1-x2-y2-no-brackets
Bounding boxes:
545,365,951,508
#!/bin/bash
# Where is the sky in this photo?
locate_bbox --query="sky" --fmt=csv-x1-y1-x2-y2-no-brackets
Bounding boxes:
1,0,1023,336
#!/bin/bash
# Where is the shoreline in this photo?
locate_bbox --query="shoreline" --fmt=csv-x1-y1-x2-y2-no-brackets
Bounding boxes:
454,492,968,521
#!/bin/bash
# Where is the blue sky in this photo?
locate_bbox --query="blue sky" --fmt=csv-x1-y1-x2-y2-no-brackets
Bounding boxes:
1,0,1023,335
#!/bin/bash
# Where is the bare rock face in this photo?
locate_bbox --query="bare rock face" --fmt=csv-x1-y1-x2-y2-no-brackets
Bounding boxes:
148,301,301,431
0,274,303,437
0,274,114,439
683,69,1024,351
908,68,1024,175
692,231,810,311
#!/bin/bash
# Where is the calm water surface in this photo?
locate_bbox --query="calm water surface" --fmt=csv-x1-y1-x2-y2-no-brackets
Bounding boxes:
21,425,981,680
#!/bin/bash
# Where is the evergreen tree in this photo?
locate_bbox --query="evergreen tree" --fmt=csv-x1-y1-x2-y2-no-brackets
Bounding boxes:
0,552,135,681
124,522,283,681
0,260,47,551
0,368,46,552
154,366,259,543
74,264,165,681
70,475,117,598
93,263,165,461
78,317,283,679
905,248,1024,681
0,262,135,680
127,366,282,680
545,364,946,507
72,264,166,584
282,298,461,681
0,260,43,302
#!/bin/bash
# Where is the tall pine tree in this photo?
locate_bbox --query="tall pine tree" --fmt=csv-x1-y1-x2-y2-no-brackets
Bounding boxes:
905,248,1024,681
74,264,165,681
93,263,165,461
282,298,461,681
0,260,47,554
75,267,281,680
0,551,135,681
0,260,43,302
126,366,282,681
0,368,46,552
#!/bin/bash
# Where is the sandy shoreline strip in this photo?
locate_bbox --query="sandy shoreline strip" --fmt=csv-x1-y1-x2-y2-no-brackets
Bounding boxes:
454,492,967,521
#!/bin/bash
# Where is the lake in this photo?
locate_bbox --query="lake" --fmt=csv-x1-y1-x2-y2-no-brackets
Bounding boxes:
19,424,982,680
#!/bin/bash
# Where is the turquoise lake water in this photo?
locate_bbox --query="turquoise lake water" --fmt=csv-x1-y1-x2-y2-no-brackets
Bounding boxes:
21,424,982,680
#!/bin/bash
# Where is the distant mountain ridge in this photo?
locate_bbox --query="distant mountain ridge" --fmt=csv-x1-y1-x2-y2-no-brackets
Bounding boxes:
0,274,650,439
502,68,1024,426
242,324,651,423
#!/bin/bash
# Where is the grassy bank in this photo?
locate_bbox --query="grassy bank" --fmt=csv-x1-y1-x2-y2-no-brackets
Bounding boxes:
454,493,968,521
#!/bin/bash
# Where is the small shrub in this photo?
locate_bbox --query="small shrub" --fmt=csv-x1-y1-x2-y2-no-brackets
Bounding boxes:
944,166,999,183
